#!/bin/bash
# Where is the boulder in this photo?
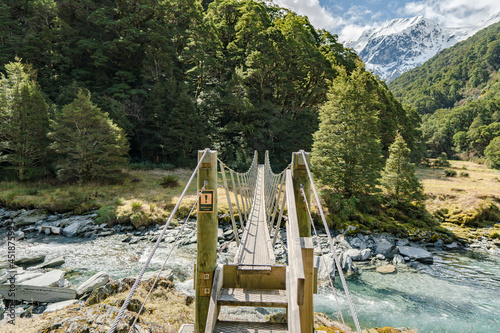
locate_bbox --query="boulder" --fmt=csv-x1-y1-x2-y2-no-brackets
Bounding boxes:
445,242,459,250
375,239,398,259
398,246,434,264
341,252,356,274
20,269,65,287
15,254,46,267
315,254,336,283
343,249,361,261
218,228,224,240
40,256,65,269
76,272,110,296
349,237,367,250
13,230,25,241
14,210,46,227
376,264,396,274
360,248,372,261
44,299,79,313
62,221,82,237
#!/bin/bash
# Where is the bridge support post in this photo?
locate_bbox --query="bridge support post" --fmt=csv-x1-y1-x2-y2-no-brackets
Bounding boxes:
292,151,314,333
195,149,218,333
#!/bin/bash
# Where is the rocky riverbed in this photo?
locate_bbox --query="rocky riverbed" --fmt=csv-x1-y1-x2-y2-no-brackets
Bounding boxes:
0,207,499,332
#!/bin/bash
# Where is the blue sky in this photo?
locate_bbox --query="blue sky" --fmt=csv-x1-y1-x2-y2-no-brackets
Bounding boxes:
272,0,500,41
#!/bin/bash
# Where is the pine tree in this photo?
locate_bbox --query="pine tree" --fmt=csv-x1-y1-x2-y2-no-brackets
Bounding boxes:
0,58,49,180
381,133,424,202
311,64,383,200
49,90,129,183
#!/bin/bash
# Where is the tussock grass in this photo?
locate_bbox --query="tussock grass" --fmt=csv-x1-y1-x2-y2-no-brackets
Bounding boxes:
0,168,245,228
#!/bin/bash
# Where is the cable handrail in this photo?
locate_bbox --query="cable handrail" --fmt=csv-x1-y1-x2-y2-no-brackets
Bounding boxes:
107,148,211,333
299,150,362,333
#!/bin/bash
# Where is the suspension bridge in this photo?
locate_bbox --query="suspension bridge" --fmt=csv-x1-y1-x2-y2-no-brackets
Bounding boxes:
108,149,362,333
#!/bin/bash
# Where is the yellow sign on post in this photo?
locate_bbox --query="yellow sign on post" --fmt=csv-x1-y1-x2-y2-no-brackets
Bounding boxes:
198,190,214,213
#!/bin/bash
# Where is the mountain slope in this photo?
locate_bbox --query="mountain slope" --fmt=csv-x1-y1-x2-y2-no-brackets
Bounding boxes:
388,20,500,115
344,13,500,82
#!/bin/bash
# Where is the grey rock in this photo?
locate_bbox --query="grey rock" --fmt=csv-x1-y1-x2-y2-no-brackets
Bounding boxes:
376,254,386,260
44,300,78,313
396,238,410,247
12,272,43,284
76,272,110,296
62,221,82,237
445,242,459,250
392,254,405,265
122,235,132,243
44,228,51,235
40,256,65,269
341,252,356,273
343,249,361,261
218,228,224,240
375,239,398,259
398,246,434,264
14,230,25,240
360,248,372,261
20,269,65,287
349,237,366,250
14,210,47,227
15,254,46,267
316,254,336,283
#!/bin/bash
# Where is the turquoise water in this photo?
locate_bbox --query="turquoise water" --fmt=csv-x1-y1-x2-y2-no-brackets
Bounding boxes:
315,251,500,332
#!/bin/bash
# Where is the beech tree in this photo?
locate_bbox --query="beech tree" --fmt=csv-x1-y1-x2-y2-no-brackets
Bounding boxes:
485,136,500,169
49,90,129,183
381,133,424,202
311,65,383,201
0,59,49,180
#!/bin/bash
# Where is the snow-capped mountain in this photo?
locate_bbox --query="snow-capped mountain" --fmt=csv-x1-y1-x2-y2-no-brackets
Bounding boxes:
343,12,500,81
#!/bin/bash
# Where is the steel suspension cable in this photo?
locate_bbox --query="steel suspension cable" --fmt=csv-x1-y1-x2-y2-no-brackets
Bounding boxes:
300,187,346,325
299,150,362,333
107,148,210,333
127,181,208,332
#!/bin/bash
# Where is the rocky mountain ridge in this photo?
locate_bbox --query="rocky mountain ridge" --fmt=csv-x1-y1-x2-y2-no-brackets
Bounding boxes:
343,12,500,81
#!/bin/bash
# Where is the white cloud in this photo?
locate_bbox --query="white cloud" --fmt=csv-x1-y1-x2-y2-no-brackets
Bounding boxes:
401,0,500,27
272,0,337,29
272,0,376,42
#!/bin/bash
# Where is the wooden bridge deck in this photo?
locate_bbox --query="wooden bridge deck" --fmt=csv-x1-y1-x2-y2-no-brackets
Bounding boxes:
235,165,275,266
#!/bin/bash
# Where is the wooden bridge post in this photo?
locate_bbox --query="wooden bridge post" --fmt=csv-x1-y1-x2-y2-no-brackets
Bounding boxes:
195,149,218,333
292,151,314,333
291,151,311,237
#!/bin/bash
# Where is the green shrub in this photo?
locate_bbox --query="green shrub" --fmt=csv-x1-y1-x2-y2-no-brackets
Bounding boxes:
433,152,451,167
444,169,457,177
160,174,179,188
128,161,156,170
131,201,143,211
459,171,469,177
158,163,175,171
95,205,117,225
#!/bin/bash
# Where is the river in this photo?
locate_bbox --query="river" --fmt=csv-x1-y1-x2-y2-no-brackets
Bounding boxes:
1,225,499,332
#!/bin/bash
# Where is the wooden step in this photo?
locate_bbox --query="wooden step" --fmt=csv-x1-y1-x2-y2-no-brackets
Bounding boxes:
214,321,288,333
218,288,287,308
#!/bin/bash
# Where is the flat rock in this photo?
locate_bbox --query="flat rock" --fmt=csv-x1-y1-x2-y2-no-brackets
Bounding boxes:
62,221,82,237
15,254,46,267
44,300,79,313
40,256,65,269
76,272,110,296
14,210,47,227
376,264,396,274
398,246,434,264
20,269,65,287
13,272,44,284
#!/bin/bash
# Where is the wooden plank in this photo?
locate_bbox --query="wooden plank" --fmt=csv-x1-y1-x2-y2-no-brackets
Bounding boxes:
0,284,76,302
217,288,287,308
285,170,305,307
286,267,301,332
204,265,223,333
222,264,286,290
214,321,288,332
300,237,314,333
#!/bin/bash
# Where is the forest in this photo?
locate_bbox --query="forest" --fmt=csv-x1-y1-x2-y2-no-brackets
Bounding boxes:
389,21,500,164
0,0,420,179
